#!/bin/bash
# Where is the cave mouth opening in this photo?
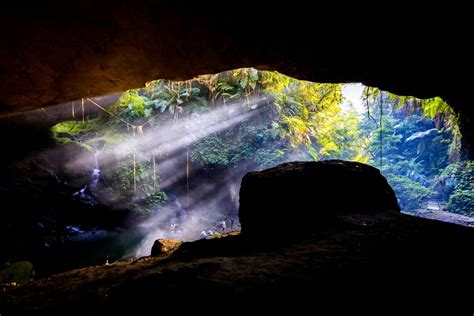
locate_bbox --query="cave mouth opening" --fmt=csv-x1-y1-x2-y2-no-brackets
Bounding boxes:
0,67,472,281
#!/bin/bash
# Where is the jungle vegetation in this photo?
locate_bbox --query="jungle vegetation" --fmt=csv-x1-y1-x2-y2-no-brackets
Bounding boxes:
51,68,471,215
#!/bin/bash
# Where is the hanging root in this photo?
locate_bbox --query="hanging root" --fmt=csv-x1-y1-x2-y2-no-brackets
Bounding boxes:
81,98,85,122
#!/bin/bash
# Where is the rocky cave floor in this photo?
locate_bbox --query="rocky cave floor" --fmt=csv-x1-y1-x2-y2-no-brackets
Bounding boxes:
1,209,473,315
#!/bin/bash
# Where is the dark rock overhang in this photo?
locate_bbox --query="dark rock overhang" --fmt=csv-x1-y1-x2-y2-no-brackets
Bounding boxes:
1,2,472,155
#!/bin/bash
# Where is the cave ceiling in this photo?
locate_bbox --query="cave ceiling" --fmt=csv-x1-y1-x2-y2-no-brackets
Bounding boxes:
0,2,471,153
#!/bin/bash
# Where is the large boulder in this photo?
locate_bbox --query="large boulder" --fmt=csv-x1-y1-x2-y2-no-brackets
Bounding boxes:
239,160,399,239
150,239,182,256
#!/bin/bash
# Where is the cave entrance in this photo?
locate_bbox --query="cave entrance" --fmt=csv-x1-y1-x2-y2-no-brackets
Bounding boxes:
44,69,474,225
342,84,471,225
0,68,472,278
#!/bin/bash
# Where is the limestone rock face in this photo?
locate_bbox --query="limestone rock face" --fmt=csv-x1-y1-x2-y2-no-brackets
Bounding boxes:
239,160,400,239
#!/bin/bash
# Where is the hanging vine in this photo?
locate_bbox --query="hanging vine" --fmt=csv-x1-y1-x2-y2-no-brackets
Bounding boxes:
81,98,85,122
379,93,383,169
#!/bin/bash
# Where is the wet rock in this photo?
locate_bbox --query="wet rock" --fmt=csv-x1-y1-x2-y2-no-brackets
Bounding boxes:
150,239,182,256
239,160,399,239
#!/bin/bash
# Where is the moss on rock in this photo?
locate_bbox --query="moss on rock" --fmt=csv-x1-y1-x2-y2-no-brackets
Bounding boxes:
0,261,34,285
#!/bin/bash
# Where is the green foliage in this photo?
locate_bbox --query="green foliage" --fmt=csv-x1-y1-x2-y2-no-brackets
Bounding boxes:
447,190,474,216
100,149,167,212
311,107,367,161
49,68,466,216
51,120,91,135
119,90,145,118
363,87,461,162
115,154,136,192
0,261,34,285
215,82,242,100
145,191,168,206
436,162,459,199
422,97,461,161
259,71,367,161
444,161,474,215
360,91,460,210
101,131,128,150
253,148,286,169
189,122,288,170
190,135,230,166
51,121,93,143
385,173,431,209
232,68,259,90
365,115,403,161
429,134,451,173
143,80,206,118
50,119,106,152
279,115,310,147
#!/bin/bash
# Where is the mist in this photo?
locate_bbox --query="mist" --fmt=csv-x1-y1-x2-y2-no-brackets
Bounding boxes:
50,94,273,257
